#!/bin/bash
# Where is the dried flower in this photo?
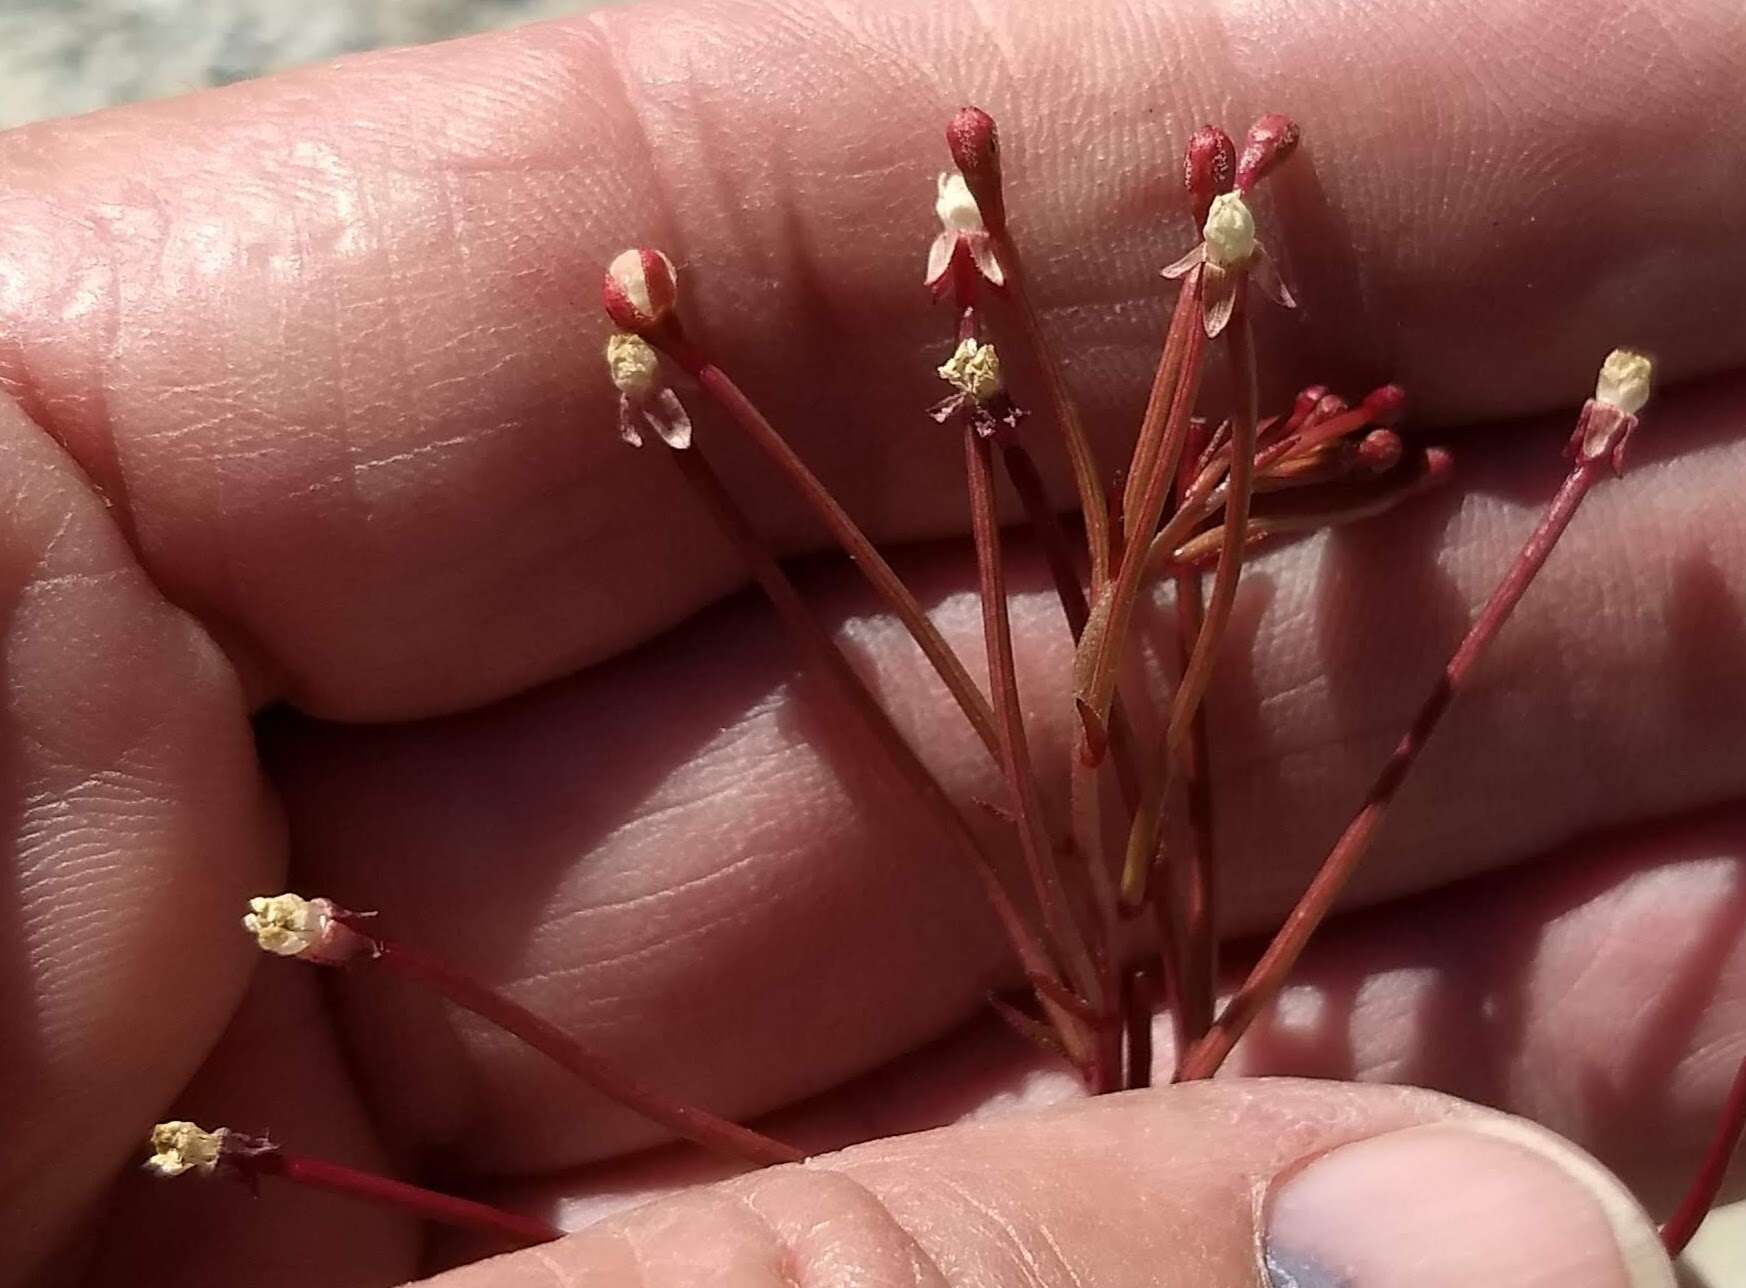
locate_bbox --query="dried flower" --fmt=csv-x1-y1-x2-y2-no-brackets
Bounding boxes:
931,338,1023,437
144,1121,226,1178
937,337,1005,402
243,893,367,965
605,332,692,449
925,173,1005,296
602,247,680,334
1162,182,1294,337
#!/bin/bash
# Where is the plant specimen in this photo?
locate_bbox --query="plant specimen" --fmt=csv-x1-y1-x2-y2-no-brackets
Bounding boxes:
147,105,1743,1268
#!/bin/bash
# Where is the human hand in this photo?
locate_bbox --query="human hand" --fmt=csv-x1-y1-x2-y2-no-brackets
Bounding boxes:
2,0,1742,1284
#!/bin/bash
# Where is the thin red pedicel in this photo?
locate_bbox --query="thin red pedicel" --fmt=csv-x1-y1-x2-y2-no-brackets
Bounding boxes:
145,1122,560,1247
245,895,804,1166
1660,1055,1746,1255
1178,350,1656,1081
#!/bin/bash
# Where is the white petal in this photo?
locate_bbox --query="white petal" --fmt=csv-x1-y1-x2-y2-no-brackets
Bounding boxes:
1160,243,1205,280
969,233,1005,287
925,232,955,287
647,387,694,450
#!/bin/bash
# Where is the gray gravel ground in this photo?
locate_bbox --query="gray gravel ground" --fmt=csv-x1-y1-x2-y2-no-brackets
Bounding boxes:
0,0,605,128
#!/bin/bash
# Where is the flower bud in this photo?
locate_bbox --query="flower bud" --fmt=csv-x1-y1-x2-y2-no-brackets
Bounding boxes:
602,247,679,333
1593,347,1652,415
1183,125,1236,225
946,106,1006,235
1202,192,1257,269
1235,113,1301,193
1360,384,1408,426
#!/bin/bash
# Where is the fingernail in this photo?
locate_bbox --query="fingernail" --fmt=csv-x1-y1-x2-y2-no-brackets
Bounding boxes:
1263,1118,1675,1288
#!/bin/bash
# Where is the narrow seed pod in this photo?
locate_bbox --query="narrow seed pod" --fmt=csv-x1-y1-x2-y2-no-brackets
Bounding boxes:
602,247,680,333
1235,113,1301,193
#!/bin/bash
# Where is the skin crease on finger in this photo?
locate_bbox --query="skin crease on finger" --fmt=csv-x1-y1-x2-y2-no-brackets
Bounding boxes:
0,0,1737,719
0,0,1737,1284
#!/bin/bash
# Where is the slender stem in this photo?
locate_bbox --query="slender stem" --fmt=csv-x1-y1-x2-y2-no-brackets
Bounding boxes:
966,427,1101,1008
1661,1055,1746,1256
258,1150,562,1246
1002,436,1144,813
995,233,1112,590
661,442,1088,1052
1171,566,1218,1046
1074,274,1209,740
344,922,805,1167
1179,454,1613,1080
663,345,1003,764
1120,291,1257,912
1124,966,1156,1090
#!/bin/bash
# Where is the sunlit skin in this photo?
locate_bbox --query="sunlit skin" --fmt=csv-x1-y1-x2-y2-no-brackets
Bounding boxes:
0,0,1742,1283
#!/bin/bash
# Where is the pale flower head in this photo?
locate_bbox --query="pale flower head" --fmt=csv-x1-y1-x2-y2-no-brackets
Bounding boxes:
1594,348,1653,415
145,1121,226,1178
606,332,661,396
243,892,330,958
935,172,986,234
937,338,1004,403
1202,191,1256,269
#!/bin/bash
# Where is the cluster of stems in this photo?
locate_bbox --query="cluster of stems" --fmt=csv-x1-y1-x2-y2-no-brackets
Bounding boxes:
145,106,1742,1255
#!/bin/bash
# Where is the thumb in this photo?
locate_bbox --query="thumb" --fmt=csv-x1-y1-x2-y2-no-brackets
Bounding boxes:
425,1080,1673,1287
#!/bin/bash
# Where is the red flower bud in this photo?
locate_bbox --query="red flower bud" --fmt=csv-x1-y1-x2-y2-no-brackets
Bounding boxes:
1235,113,1301,193
945,106,1007,235
602,247,680,334
1360,384,1407,426
1183,125,1236,225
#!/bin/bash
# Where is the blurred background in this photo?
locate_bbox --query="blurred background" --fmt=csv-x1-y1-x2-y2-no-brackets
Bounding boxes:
0,0,1737,1281
0,0,609,128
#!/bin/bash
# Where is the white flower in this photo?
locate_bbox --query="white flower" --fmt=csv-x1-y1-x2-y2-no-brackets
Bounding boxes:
1201,192,1257,270
925,172,1005,293
1594,348,1652,415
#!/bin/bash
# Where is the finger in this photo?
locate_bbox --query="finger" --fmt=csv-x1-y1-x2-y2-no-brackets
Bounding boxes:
87,968,420,1288
424,1081,1673,1288
0,394,280,1284
0,0,1740,717
266,374,1746,1172
468,799,1743,1249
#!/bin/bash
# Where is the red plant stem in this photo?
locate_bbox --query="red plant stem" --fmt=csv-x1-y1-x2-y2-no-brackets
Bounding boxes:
1660,1055,1746,1256
661,443,1089,1057
1119,290,1257,912
344,923,805,1167
1171,567,1218,1045
994,232,1113,591
662,344,1003,764
256,1150,561,1247
1124,966,1156,1090
1075,274,1209,740
1179,452,1616,1080
965,426,1102,1012
1000,437,1144,815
